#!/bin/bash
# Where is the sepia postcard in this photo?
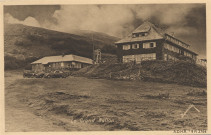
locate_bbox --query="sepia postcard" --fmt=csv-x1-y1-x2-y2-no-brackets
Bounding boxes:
0,0,210,135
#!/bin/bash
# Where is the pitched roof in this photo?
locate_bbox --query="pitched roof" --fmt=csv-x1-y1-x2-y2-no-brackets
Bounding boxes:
115,21,198,55
31,54,93,65
132,23,151,33
115,21,165,44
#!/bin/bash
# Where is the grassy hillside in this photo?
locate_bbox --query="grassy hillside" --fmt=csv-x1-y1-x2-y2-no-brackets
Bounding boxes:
4,24,119,70
5,70,207,131
72,60,207,87
70,29,119,47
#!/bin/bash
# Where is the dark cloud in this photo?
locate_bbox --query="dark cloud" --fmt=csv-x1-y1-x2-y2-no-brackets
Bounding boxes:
4,4,206,58
185,4,206,29
4,5,60,24
179,4,206,58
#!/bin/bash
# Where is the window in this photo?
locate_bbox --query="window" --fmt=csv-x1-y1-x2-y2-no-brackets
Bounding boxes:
132,34,136,38
184,51,187,56
123,44,131,50
192,55,196,60
184,51,192,57
164,43,180,53
140,53,156,61
132,32,148,38
75,63,81,68
72,62,76,65
123,53,156,63
169,45,172,50
143,42,156,48
167,55,179,61
132,43,139,49
174,47,180,53
164,54,167,61
150,43,154,48
132,33,139,38
143,43,149,48
61,62,64,67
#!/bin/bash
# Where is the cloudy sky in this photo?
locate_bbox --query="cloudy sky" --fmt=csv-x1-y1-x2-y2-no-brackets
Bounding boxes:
4,4,206,58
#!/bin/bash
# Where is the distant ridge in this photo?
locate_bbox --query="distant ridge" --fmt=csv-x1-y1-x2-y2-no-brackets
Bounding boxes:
4,23,119,70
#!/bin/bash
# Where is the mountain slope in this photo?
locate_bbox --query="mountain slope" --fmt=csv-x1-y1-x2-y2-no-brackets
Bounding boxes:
4,24,119,70
70,29,120,47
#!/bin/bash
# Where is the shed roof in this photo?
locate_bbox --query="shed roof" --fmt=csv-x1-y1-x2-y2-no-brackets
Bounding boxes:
31,54,93,65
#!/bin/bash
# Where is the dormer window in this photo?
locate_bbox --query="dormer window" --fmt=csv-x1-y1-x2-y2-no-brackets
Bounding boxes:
132,33,139,38
132,34,136,38
140,32,148,36
132,32,148,38
140,33,145,36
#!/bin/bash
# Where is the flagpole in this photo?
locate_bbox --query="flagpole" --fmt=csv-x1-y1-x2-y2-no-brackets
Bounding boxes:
92,33,95,62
